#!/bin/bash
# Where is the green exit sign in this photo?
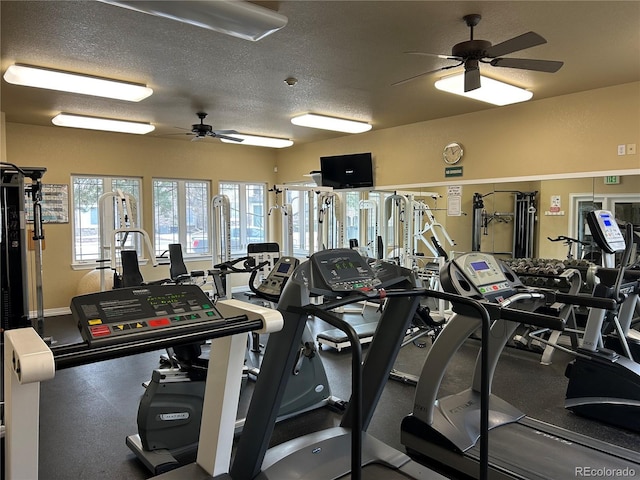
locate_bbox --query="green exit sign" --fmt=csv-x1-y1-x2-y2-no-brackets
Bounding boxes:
445,166,463,178
604,176,620,185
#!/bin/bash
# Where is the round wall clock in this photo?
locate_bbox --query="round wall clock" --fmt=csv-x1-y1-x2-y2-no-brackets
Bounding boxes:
443,142,464,165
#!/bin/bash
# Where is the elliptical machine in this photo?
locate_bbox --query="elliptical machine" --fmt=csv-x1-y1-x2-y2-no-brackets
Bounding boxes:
126,255,339,474
564,210,640,431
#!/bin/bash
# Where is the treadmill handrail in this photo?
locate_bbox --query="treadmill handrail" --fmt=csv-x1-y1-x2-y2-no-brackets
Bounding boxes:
52,317,263,370
553,292,618,310
320,287,493,480
295,286,493,480
497,291,546,309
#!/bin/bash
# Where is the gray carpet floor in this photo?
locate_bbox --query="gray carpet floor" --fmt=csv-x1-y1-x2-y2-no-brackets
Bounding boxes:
34,303,640,480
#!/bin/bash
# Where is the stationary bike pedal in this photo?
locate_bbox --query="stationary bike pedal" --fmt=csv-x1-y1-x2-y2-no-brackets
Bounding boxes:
327,396,348,412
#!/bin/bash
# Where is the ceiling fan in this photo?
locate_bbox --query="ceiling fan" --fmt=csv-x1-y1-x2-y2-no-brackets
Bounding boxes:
393,14,564,92
180,112,243,142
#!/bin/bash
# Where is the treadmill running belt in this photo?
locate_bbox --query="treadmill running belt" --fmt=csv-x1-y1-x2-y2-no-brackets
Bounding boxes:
337,463,423,479
463,420,640,480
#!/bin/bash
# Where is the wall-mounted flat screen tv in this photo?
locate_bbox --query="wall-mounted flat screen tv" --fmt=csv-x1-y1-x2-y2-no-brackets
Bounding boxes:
320,152,374,189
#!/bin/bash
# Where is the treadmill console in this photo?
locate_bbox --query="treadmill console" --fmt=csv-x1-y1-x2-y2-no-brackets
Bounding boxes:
72,284,228,346
255,256,299,297
587,209,625,254
310,248,382,294
441,252,522,303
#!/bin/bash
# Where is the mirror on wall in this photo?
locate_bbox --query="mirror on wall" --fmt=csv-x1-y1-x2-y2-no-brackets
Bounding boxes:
279,174,639,266
408,174,639,263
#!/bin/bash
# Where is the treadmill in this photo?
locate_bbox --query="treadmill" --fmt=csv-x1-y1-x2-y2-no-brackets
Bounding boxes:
227,248,458,480
401,251,640,479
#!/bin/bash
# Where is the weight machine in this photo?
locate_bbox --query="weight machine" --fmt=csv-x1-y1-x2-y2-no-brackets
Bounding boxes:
317,191,343,251
1,163,47,334
383,193,413,267
97,189,157,291
472,190,537,257
267,186,293,257
354,198,379,258
412,197,456,260
383,191,453,267
211,194,231,267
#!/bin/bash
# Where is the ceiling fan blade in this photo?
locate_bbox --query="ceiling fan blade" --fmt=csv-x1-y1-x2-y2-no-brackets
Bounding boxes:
405,51,461,61
213,129,239,135
216,134,244,142
490,57,564,73
485,31,546,58
464,67,481,92
392,62,463,87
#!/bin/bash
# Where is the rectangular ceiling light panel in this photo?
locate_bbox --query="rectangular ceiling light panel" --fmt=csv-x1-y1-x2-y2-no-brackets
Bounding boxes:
291,114,372,134
52,113,155,134
3,64,153,101
100,0,288,41
435,73,533,106
220,134,293,148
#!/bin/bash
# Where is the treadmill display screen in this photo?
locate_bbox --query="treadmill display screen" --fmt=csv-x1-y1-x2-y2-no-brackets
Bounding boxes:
471,261,490,272
324,257,369,282
311,249,381,292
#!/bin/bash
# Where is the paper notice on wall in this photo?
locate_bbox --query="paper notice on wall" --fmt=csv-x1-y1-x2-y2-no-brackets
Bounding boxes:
447,185,462,216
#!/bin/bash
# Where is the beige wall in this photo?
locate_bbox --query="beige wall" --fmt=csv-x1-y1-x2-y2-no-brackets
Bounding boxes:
274,81,639,266
275,82,640,185
3,82,639,311
4,123,277,310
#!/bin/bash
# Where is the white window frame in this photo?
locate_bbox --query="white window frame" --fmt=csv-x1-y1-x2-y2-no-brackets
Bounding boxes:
219,181,267,256
152,178,211,259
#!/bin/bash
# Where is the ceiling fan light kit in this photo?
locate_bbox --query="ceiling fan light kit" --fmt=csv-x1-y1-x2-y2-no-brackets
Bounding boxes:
52,113,155,135
291,114,372,134
99,0,288,42
435,73,533,106
3,64,153,101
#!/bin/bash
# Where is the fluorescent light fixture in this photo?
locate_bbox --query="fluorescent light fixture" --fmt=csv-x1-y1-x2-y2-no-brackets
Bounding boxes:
434,73,533,106
3,64,153,102
220,134,293,148
52,113,155,135
100,0,287,42
291,114,372,134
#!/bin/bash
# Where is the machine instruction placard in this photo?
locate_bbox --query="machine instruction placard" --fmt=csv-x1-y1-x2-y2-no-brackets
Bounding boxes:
25,183,69,223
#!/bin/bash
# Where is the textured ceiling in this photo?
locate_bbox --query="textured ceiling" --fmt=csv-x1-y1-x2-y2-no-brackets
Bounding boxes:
1,1,639,146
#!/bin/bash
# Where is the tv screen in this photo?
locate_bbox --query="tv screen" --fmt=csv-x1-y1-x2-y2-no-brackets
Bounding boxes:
320,152,374,189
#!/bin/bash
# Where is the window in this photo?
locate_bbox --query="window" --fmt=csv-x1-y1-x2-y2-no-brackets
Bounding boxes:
71,175,142,264
219,182,266,255
153,179,210,257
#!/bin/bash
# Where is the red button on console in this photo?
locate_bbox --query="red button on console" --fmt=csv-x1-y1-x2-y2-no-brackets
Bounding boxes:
90,325,111,337
149,318,171,328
